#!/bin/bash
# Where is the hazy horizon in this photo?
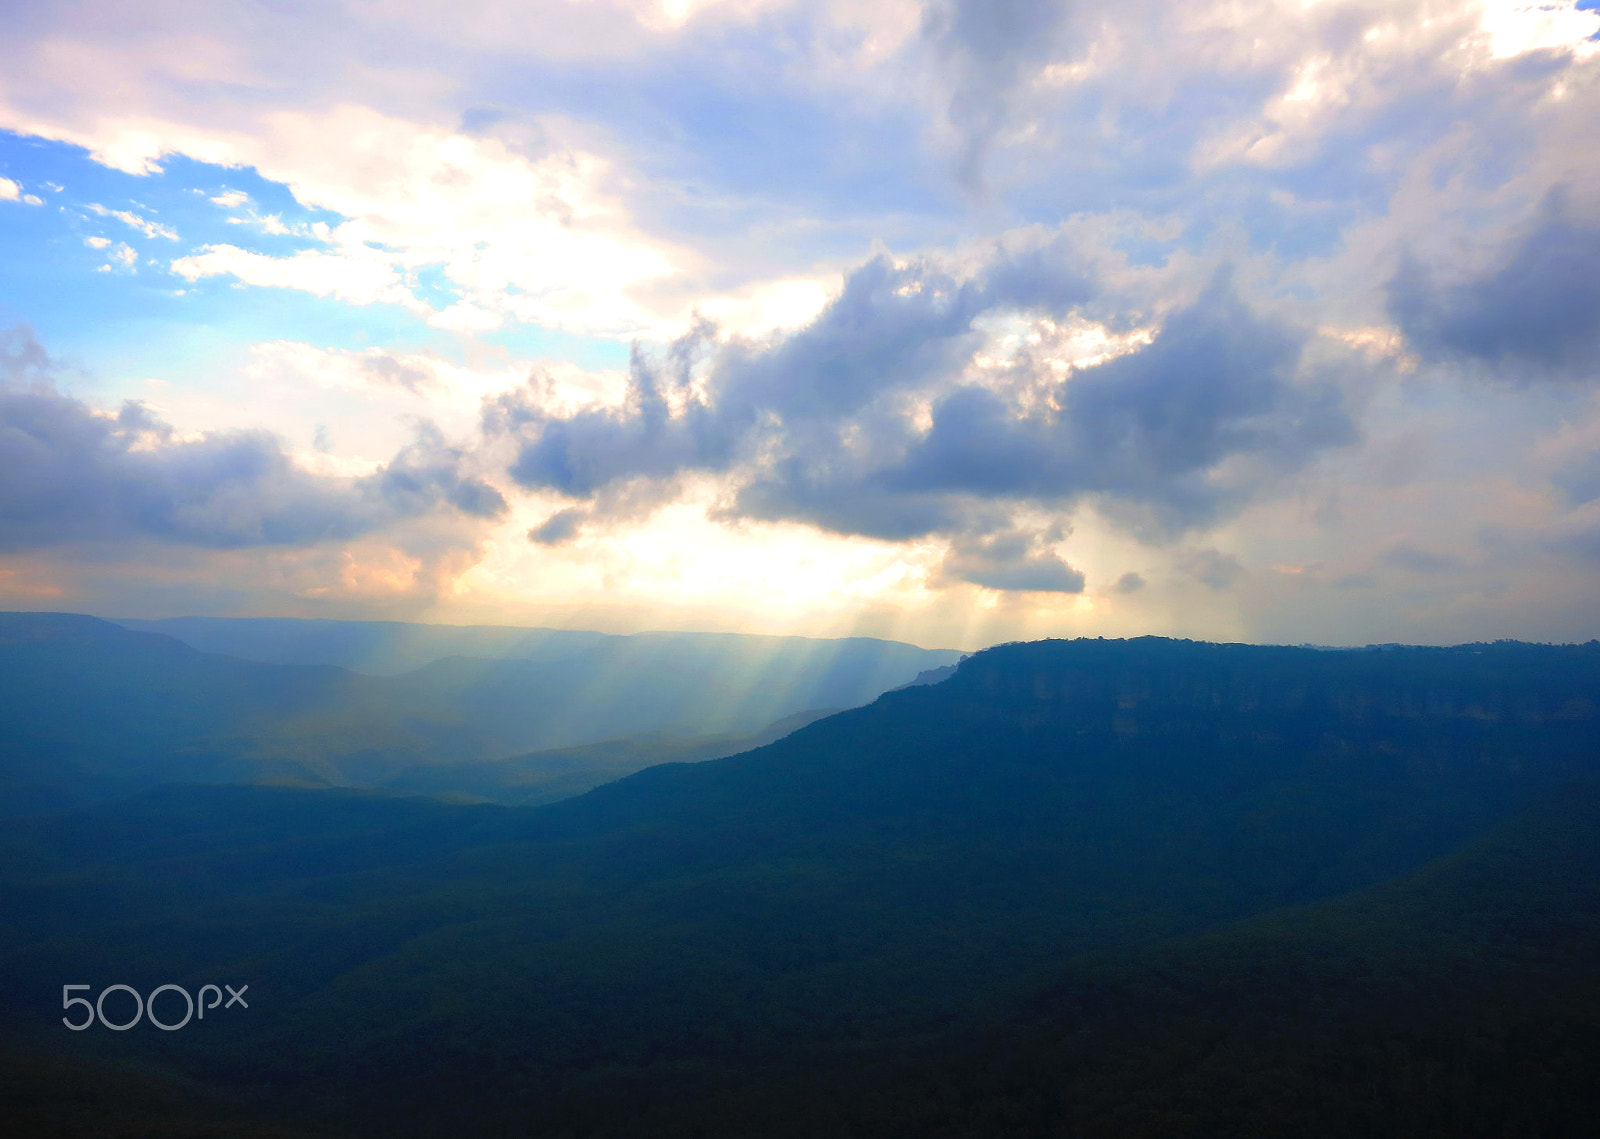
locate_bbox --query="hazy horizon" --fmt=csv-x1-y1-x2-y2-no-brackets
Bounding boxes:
17,607,1594,657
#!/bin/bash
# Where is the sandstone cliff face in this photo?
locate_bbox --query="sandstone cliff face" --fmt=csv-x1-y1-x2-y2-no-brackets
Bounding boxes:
959,637,1600,724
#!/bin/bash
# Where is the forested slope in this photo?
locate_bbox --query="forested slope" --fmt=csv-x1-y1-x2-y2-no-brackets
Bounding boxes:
1,636,1596,1135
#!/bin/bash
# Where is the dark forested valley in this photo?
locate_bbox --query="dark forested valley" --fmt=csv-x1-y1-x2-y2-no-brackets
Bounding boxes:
1,617,1597,1136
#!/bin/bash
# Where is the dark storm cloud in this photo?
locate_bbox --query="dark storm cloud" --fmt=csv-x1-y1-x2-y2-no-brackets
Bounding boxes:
1389,210,1600,380
0,326,505,552
489,254,1354,552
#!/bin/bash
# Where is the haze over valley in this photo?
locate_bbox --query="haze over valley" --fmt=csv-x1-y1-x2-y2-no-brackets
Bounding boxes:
1,612,959,813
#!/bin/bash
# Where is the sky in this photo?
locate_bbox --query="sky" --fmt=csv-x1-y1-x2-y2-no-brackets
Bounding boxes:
1,0,1599,650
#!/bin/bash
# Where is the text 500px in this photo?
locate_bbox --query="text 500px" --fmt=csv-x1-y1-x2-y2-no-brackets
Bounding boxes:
62,983,248,1030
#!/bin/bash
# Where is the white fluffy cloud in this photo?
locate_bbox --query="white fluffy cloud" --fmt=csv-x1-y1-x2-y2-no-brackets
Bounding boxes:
88,202,178,239
120,106,688,335
172,243,420,310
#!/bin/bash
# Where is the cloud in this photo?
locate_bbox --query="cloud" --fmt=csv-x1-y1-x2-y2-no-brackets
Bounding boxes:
491,250,1354,549
1389,205,1600,380
0,326,504,553
732,462,962,541
122,105,684,335
1381,540,1464,574
495,334,716,503
1113,571,1145,594
87,203,178,240
528,506,587,546
1180,548,1245,590
3,0,1595,355
751,268,1351,538
0,177,39,205
4,0,1600,639
1553,448,1600,507
360,354,435,394
378,421,508,521
1562,521,1600,565
1480,0,1600,59
938,528,1085,593
921,0,1075,190
492,245,1092,529
171,244,421,311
